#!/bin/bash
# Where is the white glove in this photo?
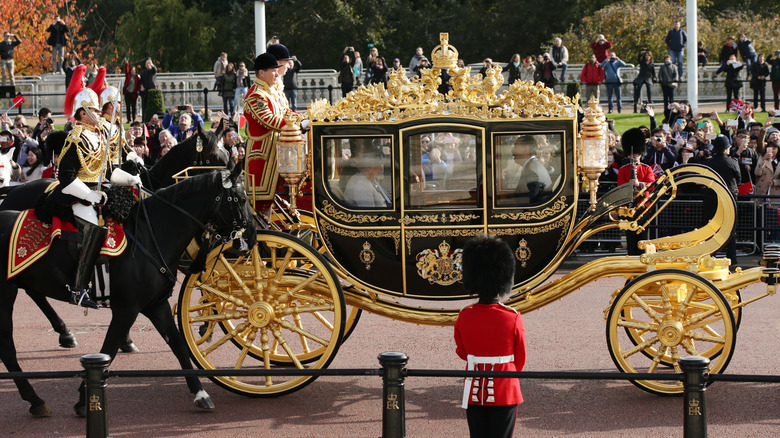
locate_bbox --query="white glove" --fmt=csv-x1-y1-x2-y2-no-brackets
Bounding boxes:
85,190,107,205
125,151,145,166
300,119,311,130
110,168,142,187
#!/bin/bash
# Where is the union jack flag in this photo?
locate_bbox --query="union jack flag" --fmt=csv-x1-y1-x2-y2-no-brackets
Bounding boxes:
728,99,747,112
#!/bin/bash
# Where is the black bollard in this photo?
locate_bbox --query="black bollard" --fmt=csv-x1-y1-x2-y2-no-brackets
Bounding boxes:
81,353,112,438
379,352,408,438
680,356,709,438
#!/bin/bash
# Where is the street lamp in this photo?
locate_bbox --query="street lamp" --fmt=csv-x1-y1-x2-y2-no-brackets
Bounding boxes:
276,118,308,212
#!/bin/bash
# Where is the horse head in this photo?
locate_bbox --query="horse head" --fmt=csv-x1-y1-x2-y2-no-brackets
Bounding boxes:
212,165,256,249
0,147,16,187
148,127,232,188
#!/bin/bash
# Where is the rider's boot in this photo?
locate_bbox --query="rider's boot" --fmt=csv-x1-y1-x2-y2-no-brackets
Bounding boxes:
69,218,106,309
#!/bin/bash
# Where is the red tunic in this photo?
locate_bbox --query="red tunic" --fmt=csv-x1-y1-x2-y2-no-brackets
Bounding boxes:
454,303,526,407
617,162,656,186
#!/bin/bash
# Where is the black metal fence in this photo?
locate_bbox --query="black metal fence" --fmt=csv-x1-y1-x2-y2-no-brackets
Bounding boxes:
2,352,779,438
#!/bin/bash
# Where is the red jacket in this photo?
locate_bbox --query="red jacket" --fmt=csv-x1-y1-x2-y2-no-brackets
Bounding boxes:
123,61,140,98
591,40,613,63
580,62,605,85
617,162,656,186
455,303,526,407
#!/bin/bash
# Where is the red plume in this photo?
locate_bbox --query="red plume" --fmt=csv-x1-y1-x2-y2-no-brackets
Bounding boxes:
88,67,107,95
63,65,87,116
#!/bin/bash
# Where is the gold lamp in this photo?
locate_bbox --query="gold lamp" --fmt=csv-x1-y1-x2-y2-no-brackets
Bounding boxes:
578,96,609,211
276,118,308,212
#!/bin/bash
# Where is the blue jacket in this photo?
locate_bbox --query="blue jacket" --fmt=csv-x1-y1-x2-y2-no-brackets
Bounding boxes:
600,58,626,85
162,112,205,142
665,29,687,52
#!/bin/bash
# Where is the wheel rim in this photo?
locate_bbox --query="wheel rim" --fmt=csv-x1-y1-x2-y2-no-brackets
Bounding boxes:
606,270,736,395
178,231,345,396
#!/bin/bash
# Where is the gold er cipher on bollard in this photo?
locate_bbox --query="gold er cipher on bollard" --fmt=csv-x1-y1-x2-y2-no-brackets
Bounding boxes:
578,96,609,211
276,117,308,213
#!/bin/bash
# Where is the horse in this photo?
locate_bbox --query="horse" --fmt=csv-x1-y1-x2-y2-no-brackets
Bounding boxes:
0,126,233,351
0,166,256,417
142,124,232,190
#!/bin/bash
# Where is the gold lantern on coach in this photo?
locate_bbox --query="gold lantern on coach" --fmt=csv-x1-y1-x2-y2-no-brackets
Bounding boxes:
276,118,308,212
578,96,609,211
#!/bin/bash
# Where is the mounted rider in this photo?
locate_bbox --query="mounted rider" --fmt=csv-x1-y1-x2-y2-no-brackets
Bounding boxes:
50,65,140,308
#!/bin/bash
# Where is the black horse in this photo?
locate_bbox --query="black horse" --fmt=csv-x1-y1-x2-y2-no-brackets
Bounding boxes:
0,166,256,416
0,126,234,350
142,124,233,190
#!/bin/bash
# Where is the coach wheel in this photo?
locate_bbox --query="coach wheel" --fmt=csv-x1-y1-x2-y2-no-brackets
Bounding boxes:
178,230,345,397
606,269,736,395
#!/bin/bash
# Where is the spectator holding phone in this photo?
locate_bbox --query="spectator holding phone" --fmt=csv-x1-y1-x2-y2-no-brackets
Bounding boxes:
658,56,679,120
162,104,204,142
633,50,656,113
749,54,769,113
642,127,677,174
46,16,69,74
0,31,22,87
723,54,744,111
754,139,779,206
730,129,758,186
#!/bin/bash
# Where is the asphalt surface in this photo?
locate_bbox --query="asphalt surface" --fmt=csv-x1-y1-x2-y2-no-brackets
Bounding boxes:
0,269,778,437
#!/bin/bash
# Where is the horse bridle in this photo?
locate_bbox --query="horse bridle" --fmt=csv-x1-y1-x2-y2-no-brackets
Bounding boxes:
125,174,250,283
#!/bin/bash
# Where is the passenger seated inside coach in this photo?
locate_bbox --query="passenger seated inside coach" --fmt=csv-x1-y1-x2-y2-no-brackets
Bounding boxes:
512,135,552,204
343,152,391,208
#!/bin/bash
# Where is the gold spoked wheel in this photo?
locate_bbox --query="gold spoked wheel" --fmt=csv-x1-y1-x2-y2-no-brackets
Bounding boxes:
178,230,345,397
606,269,736,395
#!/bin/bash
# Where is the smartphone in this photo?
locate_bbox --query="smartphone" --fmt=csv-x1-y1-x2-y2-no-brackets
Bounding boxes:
705,133,717,140
0,136,6,142
662,123,670,134
676,119,685,126
726,119,738,127
178,105,187,111
697,122,706,129
774,110,780,117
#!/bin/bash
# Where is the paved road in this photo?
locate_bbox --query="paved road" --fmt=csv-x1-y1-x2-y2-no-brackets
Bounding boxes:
0,272,778,437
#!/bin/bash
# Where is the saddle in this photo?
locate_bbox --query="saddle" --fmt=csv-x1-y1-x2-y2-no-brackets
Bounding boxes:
7,209,126,279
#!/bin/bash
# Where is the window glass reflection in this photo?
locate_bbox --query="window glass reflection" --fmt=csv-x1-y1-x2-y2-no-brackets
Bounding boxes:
408,132,479,208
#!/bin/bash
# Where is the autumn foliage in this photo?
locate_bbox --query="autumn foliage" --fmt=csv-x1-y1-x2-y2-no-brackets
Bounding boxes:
0,0,92,75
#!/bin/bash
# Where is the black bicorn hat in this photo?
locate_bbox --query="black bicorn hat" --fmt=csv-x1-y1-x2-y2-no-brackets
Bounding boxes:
266,44,292,61
253,53,283,71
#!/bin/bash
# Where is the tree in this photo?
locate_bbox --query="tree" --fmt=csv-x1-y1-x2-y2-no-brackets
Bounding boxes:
0,0,92,75
116,0,217,72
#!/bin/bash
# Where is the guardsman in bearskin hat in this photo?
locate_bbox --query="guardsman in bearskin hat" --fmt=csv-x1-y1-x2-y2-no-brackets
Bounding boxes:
243,51,296,204
50,65,140,308
616,127,656,255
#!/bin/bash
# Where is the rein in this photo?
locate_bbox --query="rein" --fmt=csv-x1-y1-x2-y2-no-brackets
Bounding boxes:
126,176,246,282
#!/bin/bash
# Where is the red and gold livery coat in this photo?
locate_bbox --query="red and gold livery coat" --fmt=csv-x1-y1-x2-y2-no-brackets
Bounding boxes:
243,78,296,204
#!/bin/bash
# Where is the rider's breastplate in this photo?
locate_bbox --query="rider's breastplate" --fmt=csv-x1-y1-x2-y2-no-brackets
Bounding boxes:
65,125,106,183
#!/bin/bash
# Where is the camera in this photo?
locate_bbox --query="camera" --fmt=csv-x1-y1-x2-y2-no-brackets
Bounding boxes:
178,105,187,111
45,117,53,125
543,55,549,61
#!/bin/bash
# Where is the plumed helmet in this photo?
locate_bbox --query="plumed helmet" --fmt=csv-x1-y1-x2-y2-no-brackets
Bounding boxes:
63,65,87,116
266,44,292,61
621,127,647,155
87,67,107,96
72,88,101,116
99,85,122,107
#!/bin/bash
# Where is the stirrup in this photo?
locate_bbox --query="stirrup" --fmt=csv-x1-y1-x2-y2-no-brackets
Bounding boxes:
69,288,99,309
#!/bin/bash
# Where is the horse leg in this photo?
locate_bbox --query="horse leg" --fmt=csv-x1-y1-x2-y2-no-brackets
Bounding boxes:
143,300,213,410
0,287,51,417
74,309,139,417
25,292,76,348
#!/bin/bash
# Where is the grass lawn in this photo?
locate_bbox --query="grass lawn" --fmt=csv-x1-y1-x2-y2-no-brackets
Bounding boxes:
608,110,776,135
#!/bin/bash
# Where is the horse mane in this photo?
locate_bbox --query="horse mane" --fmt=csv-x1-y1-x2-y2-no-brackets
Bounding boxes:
143,171,221,212
148,130,231,188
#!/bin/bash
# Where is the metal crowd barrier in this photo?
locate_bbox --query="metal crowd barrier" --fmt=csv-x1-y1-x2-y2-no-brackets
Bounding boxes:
2,352,779,437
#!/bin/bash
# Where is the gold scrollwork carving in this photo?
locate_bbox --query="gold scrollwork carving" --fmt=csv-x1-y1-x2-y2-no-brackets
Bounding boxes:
321,200,395,224
405,228,483,254
401,212,480,225
491,197,569,221
319,220,400,255
416,240,463,286
306,34,577,124
490,214,571,237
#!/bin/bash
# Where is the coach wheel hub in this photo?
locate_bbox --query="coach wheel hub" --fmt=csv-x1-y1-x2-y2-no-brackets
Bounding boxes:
658,320,685,346
248,302,275,327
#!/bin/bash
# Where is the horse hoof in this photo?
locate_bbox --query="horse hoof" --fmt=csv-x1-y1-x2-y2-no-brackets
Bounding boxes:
30,402,51,417
73,402,86,418
194,390,215,410
119,340,139,353
59,331,77,349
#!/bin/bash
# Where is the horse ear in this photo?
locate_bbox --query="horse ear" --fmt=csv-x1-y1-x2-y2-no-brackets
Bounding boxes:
214,118,224,137
229,157,243,182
